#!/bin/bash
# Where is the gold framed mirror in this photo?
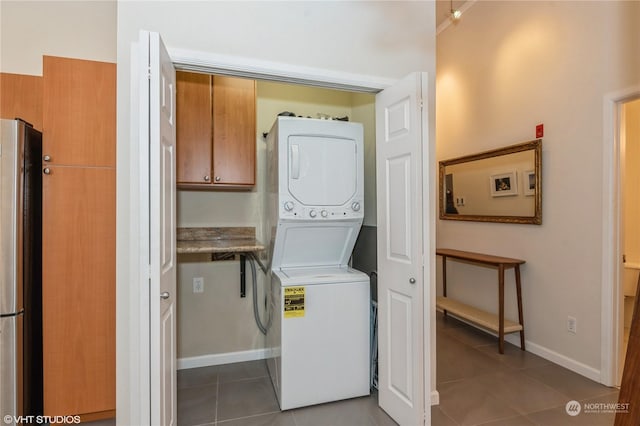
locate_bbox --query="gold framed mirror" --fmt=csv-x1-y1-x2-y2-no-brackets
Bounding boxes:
439,139,542,224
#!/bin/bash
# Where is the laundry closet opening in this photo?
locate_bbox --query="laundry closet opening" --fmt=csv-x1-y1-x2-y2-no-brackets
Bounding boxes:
174,71,378,381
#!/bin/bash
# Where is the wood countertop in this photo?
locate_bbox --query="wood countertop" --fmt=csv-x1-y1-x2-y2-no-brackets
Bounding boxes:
176,227,265,254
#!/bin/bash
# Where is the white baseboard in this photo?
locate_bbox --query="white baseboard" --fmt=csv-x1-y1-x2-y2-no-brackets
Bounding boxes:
503,334,601,382
437,308,602,383
177,348,269,370
430,390,440,406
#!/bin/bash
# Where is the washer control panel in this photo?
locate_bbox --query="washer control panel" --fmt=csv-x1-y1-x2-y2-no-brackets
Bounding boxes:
279,199,364,219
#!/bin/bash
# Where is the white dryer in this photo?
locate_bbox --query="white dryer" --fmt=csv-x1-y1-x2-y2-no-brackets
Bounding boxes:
264,117,370,410
264,117,364,270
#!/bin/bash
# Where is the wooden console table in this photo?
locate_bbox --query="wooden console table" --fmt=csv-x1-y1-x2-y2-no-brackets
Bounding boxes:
436,248,526,354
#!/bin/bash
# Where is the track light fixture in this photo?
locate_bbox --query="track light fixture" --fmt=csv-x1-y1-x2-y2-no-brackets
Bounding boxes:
450,0,462,21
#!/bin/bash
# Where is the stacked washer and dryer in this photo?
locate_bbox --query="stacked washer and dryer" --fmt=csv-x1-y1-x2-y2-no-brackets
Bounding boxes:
264,116,370,410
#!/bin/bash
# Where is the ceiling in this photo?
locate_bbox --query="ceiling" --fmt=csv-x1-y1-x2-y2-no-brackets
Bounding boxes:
435,0,468,28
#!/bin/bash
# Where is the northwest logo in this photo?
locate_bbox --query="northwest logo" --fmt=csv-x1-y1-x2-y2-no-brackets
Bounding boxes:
565,400,582,416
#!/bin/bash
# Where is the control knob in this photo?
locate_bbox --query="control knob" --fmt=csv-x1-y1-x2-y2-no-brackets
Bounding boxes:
351,201,361,211
321,210,328,218
309,210,317,218
284,201,294,212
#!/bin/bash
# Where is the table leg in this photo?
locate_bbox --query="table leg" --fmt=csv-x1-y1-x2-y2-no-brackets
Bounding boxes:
515,264,525,351
442,255,448,317
498,264,505,354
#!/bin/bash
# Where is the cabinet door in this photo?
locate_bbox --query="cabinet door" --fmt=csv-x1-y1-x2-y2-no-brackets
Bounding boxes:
0,73,43,130
176,71,212,184
43,56,116,167
212,76,256,186
42,166,115,416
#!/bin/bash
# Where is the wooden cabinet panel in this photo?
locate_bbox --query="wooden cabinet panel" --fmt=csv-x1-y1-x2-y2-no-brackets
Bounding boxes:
176,71,212,184
213,76,256,186
0,73,43,130
42,166,115,416
43,56,116,167
176,72,256,189
41,56,116,418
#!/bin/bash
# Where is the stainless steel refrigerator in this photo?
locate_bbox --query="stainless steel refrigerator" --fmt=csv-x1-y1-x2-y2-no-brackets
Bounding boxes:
1,119,43,423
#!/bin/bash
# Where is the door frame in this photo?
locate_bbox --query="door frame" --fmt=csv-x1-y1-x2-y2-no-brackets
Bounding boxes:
128,44,437,424
601,85,640,387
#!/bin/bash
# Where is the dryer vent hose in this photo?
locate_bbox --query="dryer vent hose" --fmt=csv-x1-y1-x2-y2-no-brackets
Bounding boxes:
248,253,272,335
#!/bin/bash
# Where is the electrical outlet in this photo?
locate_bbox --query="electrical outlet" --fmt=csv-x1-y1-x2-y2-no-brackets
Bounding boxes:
567,316,577,334
193,277,204,294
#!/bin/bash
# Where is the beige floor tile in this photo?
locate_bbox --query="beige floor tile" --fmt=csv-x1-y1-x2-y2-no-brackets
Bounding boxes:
438,379,520,426
177,383,218,426
217,377,279,421
521,363,616,401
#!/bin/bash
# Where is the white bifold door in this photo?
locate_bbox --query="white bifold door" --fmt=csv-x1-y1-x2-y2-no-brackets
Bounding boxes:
376,72,430,426
138,30,178,426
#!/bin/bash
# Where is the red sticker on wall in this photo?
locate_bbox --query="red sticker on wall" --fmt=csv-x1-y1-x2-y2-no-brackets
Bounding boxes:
536,124,544,138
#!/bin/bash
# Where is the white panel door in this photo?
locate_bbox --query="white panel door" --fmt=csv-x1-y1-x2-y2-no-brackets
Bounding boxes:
140,30,177,426
376,73,428,426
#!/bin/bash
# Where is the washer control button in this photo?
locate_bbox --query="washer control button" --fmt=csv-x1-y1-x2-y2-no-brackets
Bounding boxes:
309,210,317,218
321,210,328,218
284,201,294,211
351,202,361,211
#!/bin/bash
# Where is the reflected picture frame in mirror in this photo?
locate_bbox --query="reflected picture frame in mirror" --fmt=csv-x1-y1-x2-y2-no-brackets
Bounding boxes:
439,139,542,224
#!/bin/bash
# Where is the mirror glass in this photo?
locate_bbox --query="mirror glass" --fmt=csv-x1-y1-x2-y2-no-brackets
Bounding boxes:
439,139,542,224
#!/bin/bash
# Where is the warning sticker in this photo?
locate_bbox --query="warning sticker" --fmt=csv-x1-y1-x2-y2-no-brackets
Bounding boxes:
284,287,305,318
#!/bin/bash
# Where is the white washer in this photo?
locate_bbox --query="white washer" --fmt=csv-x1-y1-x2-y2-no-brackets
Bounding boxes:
266,266,370,410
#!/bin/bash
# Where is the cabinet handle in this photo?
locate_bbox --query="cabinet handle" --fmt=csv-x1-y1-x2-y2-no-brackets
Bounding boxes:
160,291,170,300
43,155,51,162
215,176,221,182
43,167,52,175
204,175,211,182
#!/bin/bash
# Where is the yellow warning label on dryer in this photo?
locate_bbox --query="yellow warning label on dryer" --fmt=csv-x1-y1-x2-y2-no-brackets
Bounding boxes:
284,287,305,318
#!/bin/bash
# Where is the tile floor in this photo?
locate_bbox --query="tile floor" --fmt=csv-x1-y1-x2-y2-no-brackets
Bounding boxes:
433,311,619,426
86,311,620,425
176,360,395,426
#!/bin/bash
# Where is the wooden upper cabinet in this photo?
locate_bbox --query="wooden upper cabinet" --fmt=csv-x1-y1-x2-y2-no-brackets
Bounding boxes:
176,72,256,189
212,76,256,186
176,71,212,184
43,56,116,167
0,73,43,130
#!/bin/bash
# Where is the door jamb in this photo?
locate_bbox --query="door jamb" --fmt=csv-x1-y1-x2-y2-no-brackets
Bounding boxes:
601,86,640,387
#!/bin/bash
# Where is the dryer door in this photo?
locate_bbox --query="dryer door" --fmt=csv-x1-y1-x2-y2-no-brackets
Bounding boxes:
287,135,357,206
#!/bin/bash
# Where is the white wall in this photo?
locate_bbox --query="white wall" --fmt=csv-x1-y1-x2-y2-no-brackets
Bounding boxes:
0,0,116,74
436,1,640,378
117,1,435,422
